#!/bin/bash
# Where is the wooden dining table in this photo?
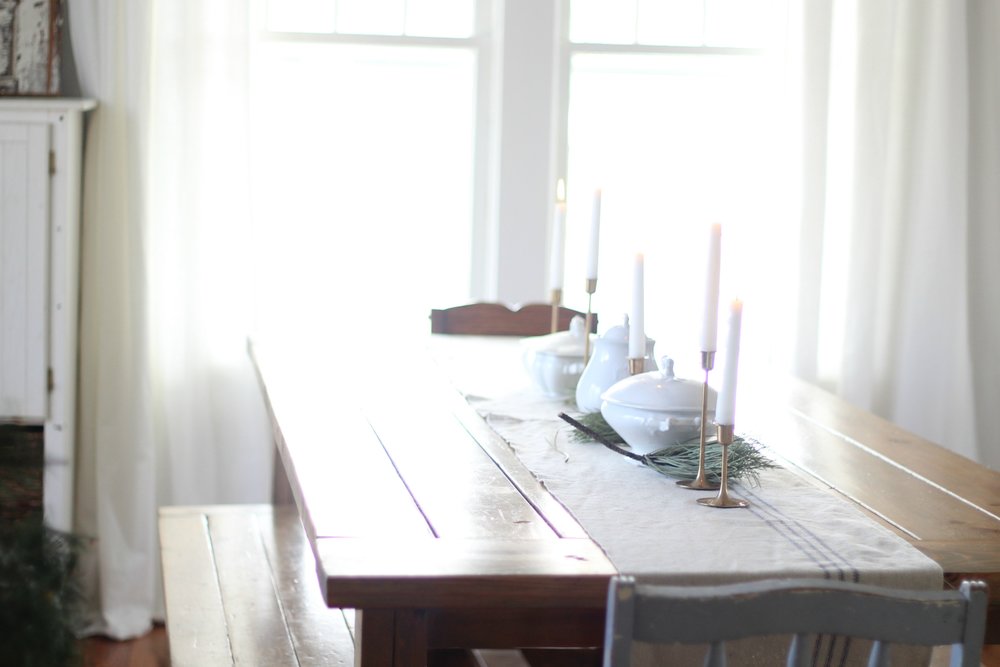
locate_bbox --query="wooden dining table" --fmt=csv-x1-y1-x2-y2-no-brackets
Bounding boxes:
251,334,1000,666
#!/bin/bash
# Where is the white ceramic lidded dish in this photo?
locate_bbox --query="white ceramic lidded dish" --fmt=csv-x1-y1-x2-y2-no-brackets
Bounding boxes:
522,316,592,397
600,357,717,455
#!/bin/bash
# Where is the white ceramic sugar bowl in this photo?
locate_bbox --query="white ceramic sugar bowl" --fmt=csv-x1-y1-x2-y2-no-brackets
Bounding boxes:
600,357,717,455
522,316,591,397
575,316,657,413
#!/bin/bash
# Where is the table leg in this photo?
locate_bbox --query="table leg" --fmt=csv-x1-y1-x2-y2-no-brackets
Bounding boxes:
355,610,394,667
427,649,489,667
355,609,429,667
394,610,429,665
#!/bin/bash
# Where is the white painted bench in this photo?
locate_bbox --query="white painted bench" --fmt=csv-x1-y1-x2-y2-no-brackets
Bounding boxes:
158,504,355,667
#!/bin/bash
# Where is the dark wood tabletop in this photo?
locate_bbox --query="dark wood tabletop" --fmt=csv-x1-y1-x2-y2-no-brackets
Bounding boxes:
251,337,1000,665
252,340,616,666
739,373,1000,643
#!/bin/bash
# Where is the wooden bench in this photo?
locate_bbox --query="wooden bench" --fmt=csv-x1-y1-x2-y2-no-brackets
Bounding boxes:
158,504,355,667
159,504,536,667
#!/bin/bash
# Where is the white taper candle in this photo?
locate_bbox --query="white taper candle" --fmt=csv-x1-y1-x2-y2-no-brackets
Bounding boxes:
549,201,566,291
629,252,645,359
586,189,602,281
715,299,743,425
700,223,722,352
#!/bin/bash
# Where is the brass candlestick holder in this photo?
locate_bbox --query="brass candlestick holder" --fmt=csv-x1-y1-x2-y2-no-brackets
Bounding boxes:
677,351,720,490
697,423,749,508
550,288,562,333
583,278,597,363
627,357,644,376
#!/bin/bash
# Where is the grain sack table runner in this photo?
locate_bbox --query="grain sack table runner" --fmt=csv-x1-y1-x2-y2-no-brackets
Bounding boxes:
428,335,943,665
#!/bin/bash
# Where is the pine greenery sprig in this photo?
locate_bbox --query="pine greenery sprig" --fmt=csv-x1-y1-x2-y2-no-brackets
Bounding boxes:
0,520,84,666
559,411,777,485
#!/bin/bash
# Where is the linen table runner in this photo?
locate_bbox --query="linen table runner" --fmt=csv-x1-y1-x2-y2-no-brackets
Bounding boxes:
428,336,943,666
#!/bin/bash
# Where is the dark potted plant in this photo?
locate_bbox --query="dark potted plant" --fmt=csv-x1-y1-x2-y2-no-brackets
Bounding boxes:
1,424,83,666
0,519,83,666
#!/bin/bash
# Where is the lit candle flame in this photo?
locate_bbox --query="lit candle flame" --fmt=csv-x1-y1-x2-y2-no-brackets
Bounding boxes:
556,178,566,202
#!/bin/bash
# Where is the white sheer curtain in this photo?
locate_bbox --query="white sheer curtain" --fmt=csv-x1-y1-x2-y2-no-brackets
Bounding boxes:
789,0,1000,469
68,0,272,638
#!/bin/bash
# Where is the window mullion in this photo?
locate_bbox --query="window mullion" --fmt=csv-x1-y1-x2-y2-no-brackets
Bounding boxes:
490,0,561,304
551,0,571,210
470,0,496,299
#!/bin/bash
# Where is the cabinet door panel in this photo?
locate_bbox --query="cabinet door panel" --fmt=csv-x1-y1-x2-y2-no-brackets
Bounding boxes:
0,122,50,420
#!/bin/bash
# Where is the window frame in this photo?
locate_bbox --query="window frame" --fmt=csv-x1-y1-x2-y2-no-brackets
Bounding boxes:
248,0,779,306
250,0,496,301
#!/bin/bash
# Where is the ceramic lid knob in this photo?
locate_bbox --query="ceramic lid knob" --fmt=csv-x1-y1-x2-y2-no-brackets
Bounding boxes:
600,355,714,413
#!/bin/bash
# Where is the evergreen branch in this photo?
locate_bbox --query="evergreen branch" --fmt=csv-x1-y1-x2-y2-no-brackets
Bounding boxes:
558,412,644,461
560,411,777,483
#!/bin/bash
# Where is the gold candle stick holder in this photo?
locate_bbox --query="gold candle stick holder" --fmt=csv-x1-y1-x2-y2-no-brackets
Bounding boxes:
697,423,749,509
583,278,597,363
550,288,563,333
677,351,720,490
627,357,644,376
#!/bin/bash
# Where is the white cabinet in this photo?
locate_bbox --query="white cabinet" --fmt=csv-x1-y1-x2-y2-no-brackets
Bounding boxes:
0,98,95,531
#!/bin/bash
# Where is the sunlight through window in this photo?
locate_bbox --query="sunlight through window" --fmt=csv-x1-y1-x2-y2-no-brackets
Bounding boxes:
250,37,476,343
249,0,790,359
562,0,790,376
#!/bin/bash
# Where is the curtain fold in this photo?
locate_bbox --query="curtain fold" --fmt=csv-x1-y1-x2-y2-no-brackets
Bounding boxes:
792,0,999,468
966,0,1000,472
68,0,157,639
68,0,272,639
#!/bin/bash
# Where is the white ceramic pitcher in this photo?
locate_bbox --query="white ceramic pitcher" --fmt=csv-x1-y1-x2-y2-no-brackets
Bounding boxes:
575,315,656,413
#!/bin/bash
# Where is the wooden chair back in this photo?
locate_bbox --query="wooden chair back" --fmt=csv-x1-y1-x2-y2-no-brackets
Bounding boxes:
430,302,597,336
604,576,988,667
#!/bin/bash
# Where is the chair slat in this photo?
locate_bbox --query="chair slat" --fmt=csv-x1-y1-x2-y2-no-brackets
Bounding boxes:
603,577,989,667
867,641,890,667
706,641,727,667
956,580,989,667
786,633,811,667
603,576,635,667
430,303,595,336
630,579,985,645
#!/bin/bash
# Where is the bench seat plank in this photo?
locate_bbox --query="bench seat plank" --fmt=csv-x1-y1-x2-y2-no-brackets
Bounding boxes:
256,506,356,666
210,509,301,665
159,505,355,666
159,512,234,666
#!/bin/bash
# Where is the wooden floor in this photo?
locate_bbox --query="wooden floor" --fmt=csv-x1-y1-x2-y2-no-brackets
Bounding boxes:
79,624,169,667
932,646,1000,667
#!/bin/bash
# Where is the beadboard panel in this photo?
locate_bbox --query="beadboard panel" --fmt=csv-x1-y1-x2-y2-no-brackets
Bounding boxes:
0,121,48,420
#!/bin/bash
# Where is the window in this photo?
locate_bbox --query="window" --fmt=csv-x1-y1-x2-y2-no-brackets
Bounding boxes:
249,0,482,342
248,0,790,357
558,0,790,373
